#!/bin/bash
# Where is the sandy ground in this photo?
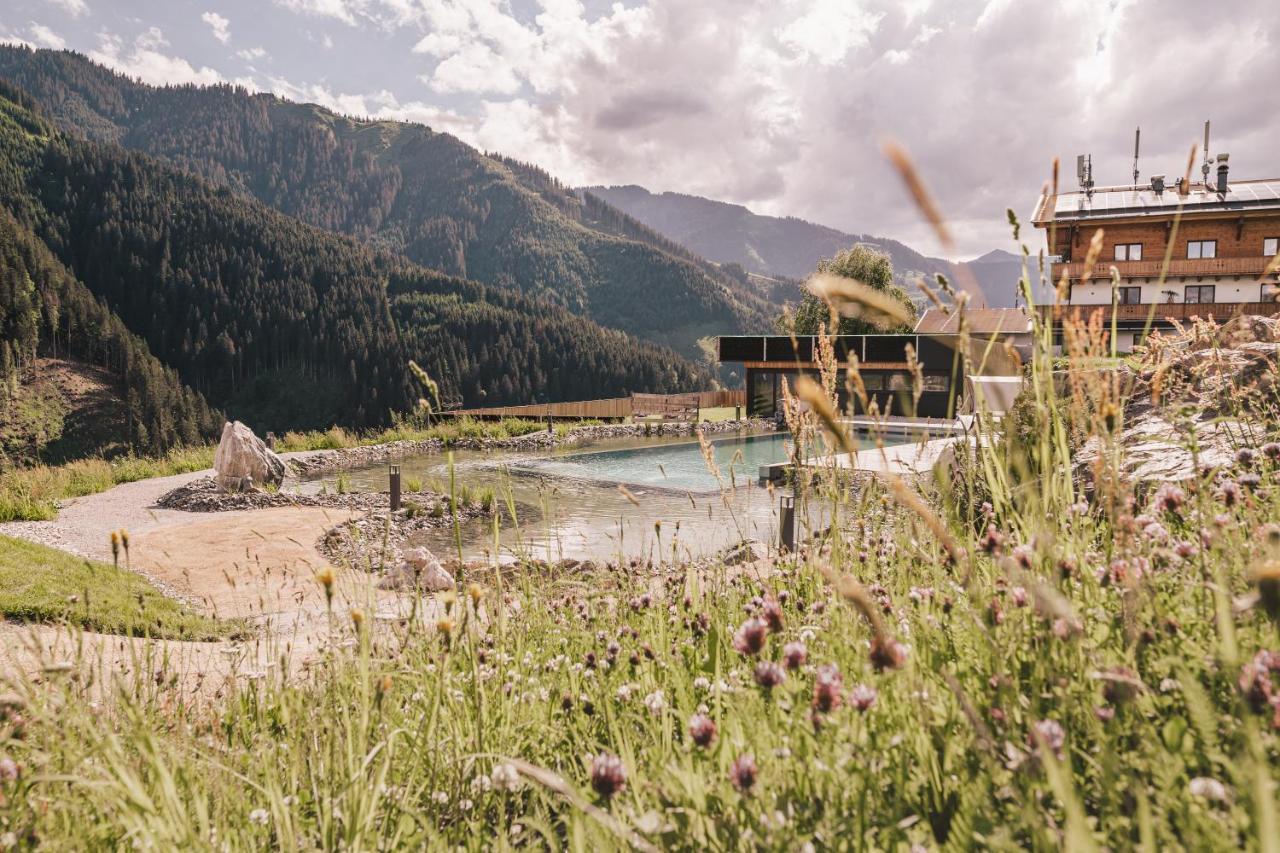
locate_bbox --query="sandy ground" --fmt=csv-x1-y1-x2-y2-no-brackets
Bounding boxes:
0,465,419,697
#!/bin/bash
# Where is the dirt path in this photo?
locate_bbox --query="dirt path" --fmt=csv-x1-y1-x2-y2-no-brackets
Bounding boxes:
0,466,423,695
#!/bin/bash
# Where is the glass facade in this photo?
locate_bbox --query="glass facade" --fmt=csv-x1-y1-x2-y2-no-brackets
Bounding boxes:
746,368,953,419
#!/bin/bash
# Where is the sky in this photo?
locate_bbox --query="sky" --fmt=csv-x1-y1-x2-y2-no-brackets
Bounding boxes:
2,0,1277,259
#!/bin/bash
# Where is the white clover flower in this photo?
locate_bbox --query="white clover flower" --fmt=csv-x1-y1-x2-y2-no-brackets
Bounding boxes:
490,763,522,792
692,676,711,691
643,689,667,715
616,683,637,702
1188,777,1230,803
470,774,492,793
248,809,269,826
459,799,474,812
1159,678,1181,693
431,791,449,804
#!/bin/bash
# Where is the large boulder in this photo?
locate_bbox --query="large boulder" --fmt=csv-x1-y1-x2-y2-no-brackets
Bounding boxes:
213,421,286,492
1075,315,1279,490
377,547,455,592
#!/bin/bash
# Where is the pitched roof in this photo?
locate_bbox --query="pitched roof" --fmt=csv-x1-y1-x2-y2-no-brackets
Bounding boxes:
1033,178,1280,224
915,307,1031,335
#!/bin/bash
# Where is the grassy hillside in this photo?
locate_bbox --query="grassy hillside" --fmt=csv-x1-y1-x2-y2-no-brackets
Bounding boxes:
0,534,239,639
0,47,773,353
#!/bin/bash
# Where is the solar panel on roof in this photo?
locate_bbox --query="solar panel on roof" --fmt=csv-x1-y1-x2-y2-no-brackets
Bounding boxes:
1049,178,1280,219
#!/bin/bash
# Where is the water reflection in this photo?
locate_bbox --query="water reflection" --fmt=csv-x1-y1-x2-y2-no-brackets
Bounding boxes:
291,430,835,563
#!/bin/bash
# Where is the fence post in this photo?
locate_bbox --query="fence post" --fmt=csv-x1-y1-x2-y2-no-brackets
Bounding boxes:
779,494,796,552
389,464,401,511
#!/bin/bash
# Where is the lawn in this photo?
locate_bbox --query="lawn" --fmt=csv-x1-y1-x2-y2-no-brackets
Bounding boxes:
0,534,243,641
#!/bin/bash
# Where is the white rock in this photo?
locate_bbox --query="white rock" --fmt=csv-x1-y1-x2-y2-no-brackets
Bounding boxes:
378,547,455,592
213,421,287,492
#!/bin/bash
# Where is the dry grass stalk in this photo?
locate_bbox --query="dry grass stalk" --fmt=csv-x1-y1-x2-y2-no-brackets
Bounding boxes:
884,474,964,566
808,273,914,331
881,139,953,251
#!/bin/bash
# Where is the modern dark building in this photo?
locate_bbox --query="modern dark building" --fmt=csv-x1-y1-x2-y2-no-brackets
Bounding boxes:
717,333,1020,420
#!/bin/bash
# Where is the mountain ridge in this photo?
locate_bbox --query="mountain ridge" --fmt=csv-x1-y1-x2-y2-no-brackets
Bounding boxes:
581,184,1026,309
0,47,774,354
0,79,710,447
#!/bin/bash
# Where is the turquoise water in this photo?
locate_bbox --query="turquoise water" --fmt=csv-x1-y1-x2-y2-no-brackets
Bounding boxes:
293,429,898,561
517,432,798,492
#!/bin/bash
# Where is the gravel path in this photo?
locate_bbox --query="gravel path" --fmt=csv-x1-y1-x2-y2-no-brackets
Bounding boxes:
0,448,322,562
0,467,218,562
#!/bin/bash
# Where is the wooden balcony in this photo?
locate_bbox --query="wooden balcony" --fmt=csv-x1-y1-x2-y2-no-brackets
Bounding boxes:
1036,301,1280,324
1054,256,1273,280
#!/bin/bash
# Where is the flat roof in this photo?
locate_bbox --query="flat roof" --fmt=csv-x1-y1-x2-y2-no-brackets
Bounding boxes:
1033,177,1280,224
914,307,1030,335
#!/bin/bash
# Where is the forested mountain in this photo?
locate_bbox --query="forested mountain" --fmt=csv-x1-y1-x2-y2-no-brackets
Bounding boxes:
0,83,708,448
0,47,772,353
581,184,1027,308
0,206,221,459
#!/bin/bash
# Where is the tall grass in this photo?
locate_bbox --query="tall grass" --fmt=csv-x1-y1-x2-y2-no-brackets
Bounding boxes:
2,157,1278,847
275,416,596,452
0,447,215,521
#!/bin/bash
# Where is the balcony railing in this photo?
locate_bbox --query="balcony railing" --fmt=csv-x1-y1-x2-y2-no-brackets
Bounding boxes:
1053,256,1274,280
1037,301,1280,324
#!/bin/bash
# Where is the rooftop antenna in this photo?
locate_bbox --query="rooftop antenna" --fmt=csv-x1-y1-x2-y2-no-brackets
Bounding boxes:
1132,126,1141,188
1076,153,1094,197
1201,120,1211,185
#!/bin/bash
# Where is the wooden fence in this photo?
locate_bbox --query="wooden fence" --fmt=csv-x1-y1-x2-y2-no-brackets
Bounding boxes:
450,389,745,421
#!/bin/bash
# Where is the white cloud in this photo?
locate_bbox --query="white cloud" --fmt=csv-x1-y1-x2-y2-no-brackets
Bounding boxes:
136,26,168,51
427,42,522,95
28,23,66,50
30,0,1278,264
88,28,222,86
47,0,89,18
237,46,267,61
778,0,884,66
273,0,364,26
0,32,35,49
201,12,231,45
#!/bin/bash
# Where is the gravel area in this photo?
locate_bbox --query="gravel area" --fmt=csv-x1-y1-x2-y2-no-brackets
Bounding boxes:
0,467,217,562
155,475,458,513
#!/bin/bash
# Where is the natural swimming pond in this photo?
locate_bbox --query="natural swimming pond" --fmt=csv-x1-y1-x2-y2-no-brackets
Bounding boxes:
293,429,904,563
516,432,794,492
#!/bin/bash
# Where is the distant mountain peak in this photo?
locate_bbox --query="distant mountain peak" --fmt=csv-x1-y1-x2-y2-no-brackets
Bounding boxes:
968,249,1021,264
581,184,1026,308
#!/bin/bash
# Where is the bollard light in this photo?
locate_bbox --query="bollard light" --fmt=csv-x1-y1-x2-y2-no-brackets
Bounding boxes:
779,494,796,552
390,464,402,511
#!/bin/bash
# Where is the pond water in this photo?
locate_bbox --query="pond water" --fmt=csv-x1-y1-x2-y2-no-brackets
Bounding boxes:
291,429,899,564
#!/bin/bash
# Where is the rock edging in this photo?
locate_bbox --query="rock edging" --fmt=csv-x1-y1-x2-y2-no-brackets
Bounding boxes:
288,418,773,477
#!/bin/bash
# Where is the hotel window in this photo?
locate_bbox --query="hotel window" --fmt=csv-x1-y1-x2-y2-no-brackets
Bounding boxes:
1265,237,1278,256
1184,285,1216,304
1113,243,1142,261
859,373,885,391
1118,286,1142,305
921,374,950,393
1187,240,1217,259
